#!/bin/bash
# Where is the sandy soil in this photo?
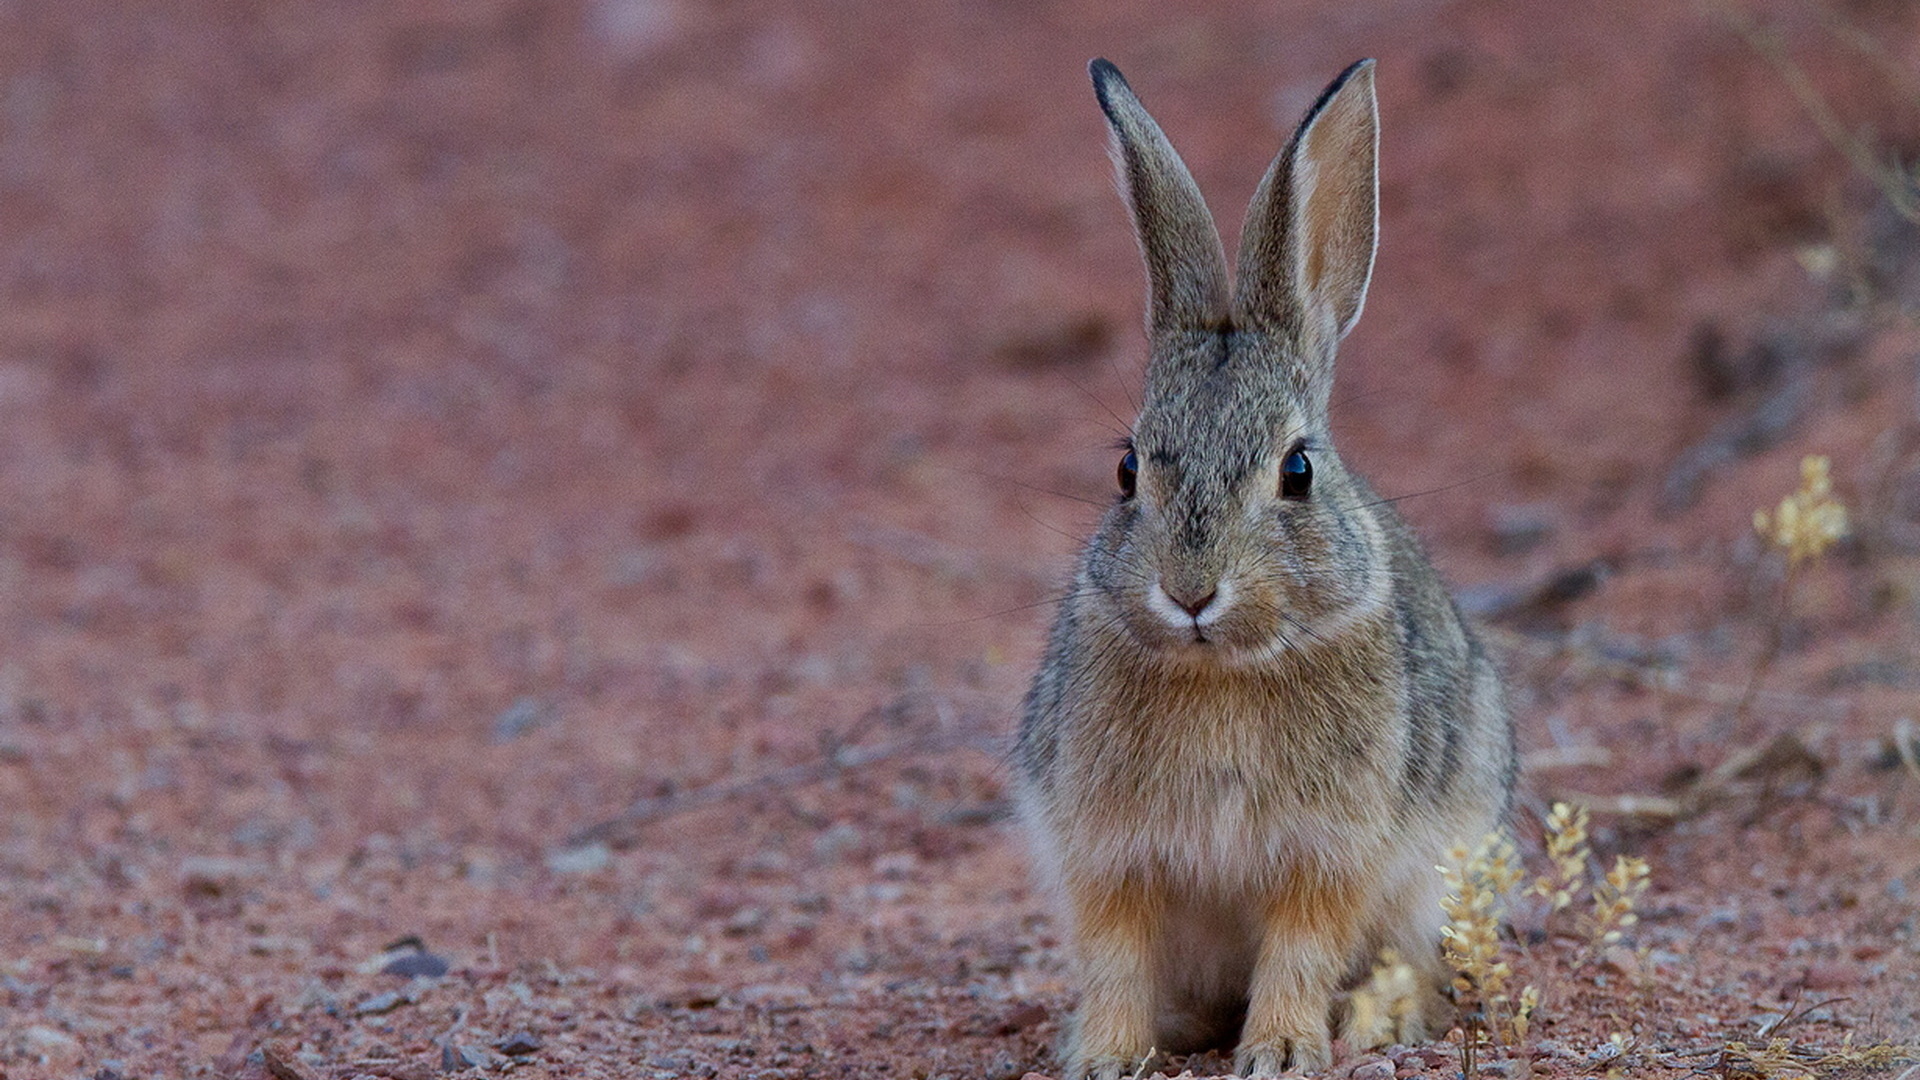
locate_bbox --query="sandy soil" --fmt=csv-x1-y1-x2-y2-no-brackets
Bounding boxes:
2,1,1919,1078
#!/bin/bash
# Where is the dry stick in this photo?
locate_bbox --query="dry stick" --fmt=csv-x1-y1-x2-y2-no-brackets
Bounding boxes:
1714,1,1919,222
1817,6,1920,117
564,728,1003,851
1733,560,1800,727
1485,626,1851,719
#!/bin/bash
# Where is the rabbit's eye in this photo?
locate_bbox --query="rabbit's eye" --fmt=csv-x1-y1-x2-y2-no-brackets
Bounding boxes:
1280,449,1313,499
1117,449,1138,498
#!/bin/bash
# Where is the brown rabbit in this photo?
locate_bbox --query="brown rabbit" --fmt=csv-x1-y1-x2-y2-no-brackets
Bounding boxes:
1013,59,1516,1079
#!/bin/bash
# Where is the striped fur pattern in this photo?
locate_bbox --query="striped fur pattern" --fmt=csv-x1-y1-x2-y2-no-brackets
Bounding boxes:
1014,59,1516,1080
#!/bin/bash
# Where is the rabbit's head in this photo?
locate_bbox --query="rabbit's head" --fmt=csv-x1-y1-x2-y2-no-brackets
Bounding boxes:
1082,59,1393,664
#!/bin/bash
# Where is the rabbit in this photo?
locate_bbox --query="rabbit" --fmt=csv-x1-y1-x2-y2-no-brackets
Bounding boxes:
1013,58,1516,1080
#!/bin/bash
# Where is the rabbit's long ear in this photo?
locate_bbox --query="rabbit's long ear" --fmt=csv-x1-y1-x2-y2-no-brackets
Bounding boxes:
1090,59,1230,333
1233,60,1378,344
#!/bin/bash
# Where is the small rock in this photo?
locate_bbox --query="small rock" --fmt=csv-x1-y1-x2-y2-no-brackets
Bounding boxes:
260,1043,309,1080
490,697,549,742
22,1025,79,1052
547,841,611,875
495,1031,543,1056
721,906,768,937
21,1025,83,1069
355,991,410,1016
1599,946,1641,979
441,1043,497,1072
180,856,267,898
812,822,864,862
381,950,451,978
735,983,808,1008
997,1002,1049,1035
872,851,919,880
1353,1058,1396,1080
293,980,340,1011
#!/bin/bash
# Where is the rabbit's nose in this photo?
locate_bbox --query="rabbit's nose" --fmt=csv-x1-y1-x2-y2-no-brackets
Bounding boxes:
1149,577,1230,630
1152,580,1213,614
1167,585,1217,618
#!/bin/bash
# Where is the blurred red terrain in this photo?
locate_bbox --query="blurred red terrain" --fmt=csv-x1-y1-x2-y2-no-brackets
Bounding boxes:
0,1,1917,1077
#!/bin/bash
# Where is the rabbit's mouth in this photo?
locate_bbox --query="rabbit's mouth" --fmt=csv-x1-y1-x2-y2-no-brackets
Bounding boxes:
1139,577,1273,656
1128,573,1383,666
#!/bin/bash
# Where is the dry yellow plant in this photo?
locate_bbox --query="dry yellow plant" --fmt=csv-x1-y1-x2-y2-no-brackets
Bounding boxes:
1532,801,1589,914
1740,455,1849,723
1345,950,1422,1051
1590,855,1651,945
1439,833,1533,1044
1753,455,1849,565
1510,985,1538,1044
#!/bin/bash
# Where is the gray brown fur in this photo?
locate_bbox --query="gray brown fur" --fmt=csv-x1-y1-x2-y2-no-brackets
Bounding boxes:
1014,59,1515,1080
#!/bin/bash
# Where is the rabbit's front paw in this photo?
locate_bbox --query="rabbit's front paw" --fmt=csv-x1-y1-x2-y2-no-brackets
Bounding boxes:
1234,1032,1332,1077
1066,1052,1154,1080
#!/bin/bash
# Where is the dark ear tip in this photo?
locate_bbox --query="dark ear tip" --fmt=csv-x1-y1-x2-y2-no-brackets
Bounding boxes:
1294,59,1378,137
1334,58,1377,89
1089,57,1129,111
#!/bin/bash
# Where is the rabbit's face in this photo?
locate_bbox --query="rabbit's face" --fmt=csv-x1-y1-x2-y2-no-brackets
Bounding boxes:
1083,336,1389,663
1067,55,1390,665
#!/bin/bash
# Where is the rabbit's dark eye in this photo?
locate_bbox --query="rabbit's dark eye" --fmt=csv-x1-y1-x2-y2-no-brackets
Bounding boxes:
1117,449,1138,499
1280,449,1312,499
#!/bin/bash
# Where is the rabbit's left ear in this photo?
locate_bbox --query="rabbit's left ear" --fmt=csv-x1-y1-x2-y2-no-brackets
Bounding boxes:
1090,58,1232,335
1233,60,1378,344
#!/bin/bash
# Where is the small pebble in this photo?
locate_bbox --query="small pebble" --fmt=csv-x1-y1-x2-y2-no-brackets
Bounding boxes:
441,1043,496,1071
495,1031,543,1056
547,842,611,875
997,1002,1049,1035
354,991,408,1016
491,696,549,742
1353,1058,1396,1080
380,951,450,978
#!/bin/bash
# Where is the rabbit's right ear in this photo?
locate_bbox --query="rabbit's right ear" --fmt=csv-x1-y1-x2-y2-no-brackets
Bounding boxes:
1090,59,1230,333
1233,60,1379,346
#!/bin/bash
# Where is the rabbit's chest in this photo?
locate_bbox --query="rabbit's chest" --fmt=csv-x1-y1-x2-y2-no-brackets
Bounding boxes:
1068,698,1389,884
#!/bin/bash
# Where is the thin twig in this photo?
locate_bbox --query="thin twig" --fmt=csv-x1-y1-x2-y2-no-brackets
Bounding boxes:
1714,0,1920,222
563,728,1003,851
1488,626,1853,719
1735,561,1800,725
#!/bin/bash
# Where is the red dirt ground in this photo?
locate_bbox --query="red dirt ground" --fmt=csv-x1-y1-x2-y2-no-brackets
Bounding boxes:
2,1,1919,1078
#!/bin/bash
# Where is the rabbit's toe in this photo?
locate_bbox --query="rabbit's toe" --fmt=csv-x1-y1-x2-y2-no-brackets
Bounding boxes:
1065,1054,1136,1080
1234,1035,1331,1077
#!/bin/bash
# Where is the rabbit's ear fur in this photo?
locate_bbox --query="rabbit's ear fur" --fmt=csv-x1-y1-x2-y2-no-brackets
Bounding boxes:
1234,59,1379,346
1090,59,1231,333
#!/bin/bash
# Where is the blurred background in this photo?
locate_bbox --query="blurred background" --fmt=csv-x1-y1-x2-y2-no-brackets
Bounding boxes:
1,0,1918,1076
